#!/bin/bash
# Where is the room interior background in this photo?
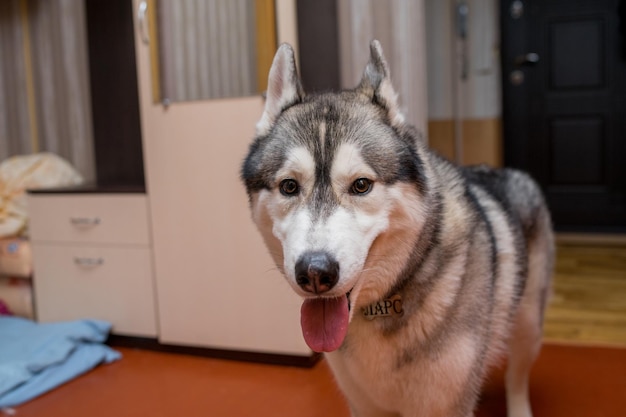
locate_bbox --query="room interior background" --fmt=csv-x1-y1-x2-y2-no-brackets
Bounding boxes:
0,0,502,180
0,0,95,181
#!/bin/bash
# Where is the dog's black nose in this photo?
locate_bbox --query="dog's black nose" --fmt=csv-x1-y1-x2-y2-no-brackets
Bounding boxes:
295,251,340,294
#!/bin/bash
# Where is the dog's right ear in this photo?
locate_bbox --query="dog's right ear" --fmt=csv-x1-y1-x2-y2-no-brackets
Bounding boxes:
256,44,304,136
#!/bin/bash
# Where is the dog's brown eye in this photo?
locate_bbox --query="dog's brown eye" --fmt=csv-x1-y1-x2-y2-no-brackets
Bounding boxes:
351,178,373,195
279,179,300,196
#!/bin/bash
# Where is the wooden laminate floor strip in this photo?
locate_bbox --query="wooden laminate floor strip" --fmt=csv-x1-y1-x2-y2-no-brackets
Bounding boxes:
543,242,626,347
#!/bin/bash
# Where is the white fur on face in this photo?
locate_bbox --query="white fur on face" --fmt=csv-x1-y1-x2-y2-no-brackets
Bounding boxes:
252,144,395,296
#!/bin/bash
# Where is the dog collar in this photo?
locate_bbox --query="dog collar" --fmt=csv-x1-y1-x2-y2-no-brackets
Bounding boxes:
362,294,403,320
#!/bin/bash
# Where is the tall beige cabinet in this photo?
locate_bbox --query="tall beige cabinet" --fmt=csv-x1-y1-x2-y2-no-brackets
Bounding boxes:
132,0,309,357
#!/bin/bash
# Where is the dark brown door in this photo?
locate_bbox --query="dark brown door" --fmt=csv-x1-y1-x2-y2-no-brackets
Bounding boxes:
501,0,626,232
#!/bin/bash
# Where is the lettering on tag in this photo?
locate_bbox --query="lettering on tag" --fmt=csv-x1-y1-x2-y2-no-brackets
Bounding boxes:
362,294,403,320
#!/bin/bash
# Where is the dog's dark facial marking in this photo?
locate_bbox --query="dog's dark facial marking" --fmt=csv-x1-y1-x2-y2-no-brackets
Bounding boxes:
242,91,429,223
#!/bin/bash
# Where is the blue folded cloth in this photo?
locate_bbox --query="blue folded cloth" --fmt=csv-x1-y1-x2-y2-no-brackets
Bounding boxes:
0,317,121,408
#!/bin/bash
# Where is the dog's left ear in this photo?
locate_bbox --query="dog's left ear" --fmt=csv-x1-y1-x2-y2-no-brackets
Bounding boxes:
256,43,305,136
357,40,405,127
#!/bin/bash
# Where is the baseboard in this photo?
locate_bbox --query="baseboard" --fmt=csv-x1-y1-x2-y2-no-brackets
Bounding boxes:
556,232,626,246
543,338,626,350
106,334,321,368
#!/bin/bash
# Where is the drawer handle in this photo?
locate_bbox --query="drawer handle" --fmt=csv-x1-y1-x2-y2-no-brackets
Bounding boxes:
70,217,101,226
74,257,104,267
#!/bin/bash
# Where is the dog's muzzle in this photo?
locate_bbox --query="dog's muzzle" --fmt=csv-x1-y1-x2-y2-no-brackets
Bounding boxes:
294,251,339,294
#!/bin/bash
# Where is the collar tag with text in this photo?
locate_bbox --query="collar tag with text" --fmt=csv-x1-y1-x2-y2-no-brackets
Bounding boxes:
362,294,403,320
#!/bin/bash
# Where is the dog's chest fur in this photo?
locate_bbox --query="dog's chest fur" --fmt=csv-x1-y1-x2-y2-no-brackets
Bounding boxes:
325,312,480,415
322,226,501,416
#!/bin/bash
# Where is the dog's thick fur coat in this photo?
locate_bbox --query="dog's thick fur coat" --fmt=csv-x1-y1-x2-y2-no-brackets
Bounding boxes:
242,41,554,417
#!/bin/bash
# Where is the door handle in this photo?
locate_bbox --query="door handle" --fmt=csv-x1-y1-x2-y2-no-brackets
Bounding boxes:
137,0,149,45
74,257,104,267
70,217,101,226
514,53,540,67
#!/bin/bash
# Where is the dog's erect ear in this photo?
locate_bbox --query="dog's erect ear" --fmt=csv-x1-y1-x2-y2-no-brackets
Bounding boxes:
357,40,404,127
256,43,304,136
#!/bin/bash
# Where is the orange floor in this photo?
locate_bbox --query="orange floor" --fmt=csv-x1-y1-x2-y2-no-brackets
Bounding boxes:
10,343,626,417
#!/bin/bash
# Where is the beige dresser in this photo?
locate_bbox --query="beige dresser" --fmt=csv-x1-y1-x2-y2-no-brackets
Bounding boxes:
27,190,157,337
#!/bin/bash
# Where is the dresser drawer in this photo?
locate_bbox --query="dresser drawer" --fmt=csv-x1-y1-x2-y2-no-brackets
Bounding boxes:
32,243,157,337
28,194,150,245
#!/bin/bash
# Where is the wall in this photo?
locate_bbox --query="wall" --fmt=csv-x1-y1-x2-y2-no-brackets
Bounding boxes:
337,0,428,134
425,0,502,166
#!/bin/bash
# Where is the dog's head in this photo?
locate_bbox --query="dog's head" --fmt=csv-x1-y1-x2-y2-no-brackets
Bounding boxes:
241,41,430,352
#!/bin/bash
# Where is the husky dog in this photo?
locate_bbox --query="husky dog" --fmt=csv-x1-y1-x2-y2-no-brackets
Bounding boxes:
241,41,554,417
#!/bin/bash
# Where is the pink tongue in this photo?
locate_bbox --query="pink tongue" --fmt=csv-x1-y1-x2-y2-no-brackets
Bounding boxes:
300,296,349,352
